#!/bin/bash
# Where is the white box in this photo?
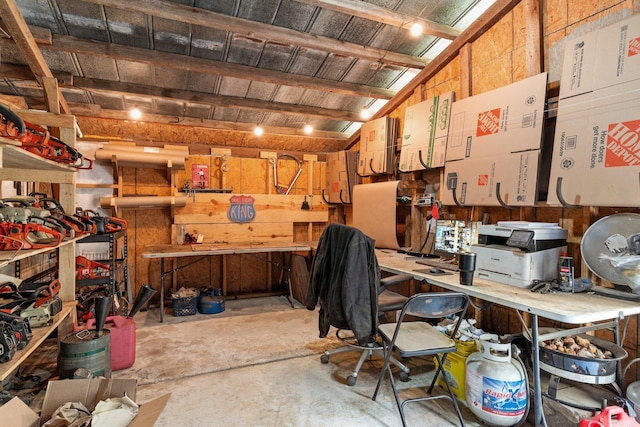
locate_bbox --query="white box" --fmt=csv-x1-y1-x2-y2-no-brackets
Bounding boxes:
445,72,547,161
548,79,640,206
560,14,640,99
441,150,540,207
399,92,454,170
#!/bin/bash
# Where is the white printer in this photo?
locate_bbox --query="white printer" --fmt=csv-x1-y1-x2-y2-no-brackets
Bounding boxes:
471,221,568,288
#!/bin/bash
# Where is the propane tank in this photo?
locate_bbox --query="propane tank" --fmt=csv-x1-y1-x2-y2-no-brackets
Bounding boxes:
465,334,528,426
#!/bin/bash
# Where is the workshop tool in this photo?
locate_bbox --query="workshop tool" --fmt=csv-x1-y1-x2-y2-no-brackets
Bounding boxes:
273,153,303,194
0,321,18,363
0,222,62,250
74,209,127,234
0,103,91,169
75,256,110,280
0,311,32,350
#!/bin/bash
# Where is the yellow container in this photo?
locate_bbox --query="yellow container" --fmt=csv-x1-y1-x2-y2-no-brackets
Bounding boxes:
435,340,478,401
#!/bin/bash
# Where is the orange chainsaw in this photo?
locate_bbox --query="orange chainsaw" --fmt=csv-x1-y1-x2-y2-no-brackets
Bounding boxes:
0,103,91,169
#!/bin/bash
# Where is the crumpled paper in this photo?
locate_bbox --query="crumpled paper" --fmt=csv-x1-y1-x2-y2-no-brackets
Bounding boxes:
91,395,139,427
171,286,198,298
41,395,139,427
42,401,91,427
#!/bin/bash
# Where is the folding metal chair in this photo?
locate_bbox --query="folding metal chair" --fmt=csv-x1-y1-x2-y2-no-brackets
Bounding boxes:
372,291,470,427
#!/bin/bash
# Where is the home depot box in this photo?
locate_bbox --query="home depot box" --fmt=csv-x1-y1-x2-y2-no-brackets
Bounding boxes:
548,79,640,206
2,378,170,427
445,72,547,162
325,150,358,204
560,13,640,99
399,91,454,171
441,150,540,207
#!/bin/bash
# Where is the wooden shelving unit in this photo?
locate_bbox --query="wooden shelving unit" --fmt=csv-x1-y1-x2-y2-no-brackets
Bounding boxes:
0,116,78,380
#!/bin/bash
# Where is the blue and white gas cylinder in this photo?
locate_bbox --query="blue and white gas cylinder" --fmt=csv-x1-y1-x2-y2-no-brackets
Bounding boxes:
465,334,528,426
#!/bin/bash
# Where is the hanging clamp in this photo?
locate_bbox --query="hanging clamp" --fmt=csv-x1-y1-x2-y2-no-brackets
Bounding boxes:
273,154,303,195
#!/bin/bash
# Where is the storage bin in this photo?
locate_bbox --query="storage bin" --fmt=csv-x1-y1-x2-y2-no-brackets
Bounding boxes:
171,288,199,316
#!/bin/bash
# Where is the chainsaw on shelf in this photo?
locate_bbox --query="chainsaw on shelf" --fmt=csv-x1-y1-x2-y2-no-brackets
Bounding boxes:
0,310,32,350
29,193,90,236
76,256,110,280
0,279,63,328
0,221,63,250
0,321,18,363
0,200,75,239
0,102,92,169
74,209,127,234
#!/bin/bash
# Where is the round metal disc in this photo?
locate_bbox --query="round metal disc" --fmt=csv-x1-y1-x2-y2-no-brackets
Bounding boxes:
581,213,640,289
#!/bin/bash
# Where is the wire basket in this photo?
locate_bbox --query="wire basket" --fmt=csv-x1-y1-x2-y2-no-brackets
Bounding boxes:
171,290,199,317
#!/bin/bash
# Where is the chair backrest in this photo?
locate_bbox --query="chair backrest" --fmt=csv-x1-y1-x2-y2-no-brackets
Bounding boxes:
399,292,469,335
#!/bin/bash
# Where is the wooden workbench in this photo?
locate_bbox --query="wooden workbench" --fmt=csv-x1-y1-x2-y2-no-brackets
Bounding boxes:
142,242,312,322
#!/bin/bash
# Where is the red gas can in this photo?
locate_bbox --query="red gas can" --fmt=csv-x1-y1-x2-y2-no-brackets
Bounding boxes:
74,315,136,371
580,406,640,427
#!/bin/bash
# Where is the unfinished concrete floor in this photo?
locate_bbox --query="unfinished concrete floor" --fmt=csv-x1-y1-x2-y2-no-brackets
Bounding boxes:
14,296,610,426
122,297,604,426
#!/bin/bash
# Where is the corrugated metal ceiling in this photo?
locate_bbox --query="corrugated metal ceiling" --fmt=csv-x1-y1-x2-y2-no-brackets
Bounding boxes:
0,0,494,149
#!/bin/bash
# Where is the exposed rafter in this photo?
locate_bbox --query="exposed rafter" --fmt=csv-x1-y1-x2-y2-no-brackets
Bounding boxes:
80,0,428,69
293,0,461,40
0,33,396,100
0,0,70,114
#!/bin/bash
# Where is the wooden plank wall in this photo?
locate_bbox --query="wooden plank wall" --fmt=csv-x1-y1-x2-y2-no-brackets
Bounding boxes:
122,152,327,301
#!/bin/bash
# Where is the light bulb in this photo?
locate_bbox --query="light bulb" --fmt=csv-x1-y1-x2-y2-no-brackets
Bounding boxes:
129,108,142,120
304,124,313,134
410,22,423,37
254,126,264,136
360,108,371,120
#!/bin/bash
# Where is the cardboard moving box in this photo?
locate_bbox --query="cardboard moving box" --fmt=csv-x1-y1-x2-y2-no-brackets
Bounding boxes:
399,92,454,170
3,378,170,427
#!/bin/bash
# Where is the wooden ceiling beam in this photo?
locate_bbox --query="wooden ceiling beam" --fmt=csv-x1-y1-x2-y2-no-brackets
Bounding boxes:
293,0,461,40
1,34,396,100
0,0,71,115
80,0,427,69
70,103,350,140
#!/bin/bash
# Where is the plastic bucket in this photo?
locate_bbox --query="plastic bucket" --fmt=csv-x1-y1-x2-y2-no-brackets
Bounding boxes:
58,329,111,378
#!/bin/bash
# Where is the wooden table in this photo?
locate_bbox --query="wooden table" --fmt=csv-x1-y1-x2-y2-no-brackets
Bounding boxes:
141,242,312,322
375,248,640,427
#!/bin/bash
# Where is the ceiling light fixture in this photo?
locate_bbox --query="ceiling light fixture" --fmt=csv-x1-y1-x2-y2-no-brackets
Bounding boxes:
303,124,313,134
410,22,423,37
129,107,142,120
254,125,264,136
360,108,371,120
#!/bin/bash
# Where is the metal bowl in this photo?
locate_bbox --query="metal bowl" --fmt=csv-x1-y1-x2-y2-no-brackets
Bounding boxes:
539,334,627,384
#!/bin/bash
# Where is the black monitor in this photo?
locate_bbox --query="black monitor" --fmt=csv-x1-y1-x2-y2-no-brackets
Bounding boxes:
433,220,480,259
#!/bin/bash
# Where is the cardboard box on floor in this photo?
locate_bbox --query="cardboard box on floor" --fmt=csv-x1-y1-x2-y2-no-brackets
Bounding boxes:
3,378,170,427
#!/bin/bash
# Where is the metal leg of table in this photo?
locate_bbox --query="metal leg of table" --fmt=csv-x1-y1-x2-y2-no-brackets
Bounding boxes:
531,314,546,427
160,258,165,323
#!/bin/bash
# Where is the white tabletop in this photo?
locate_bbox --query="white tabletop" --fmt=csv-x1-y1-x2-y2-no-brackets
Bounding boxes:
142,242,312,259
376,249,640,324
